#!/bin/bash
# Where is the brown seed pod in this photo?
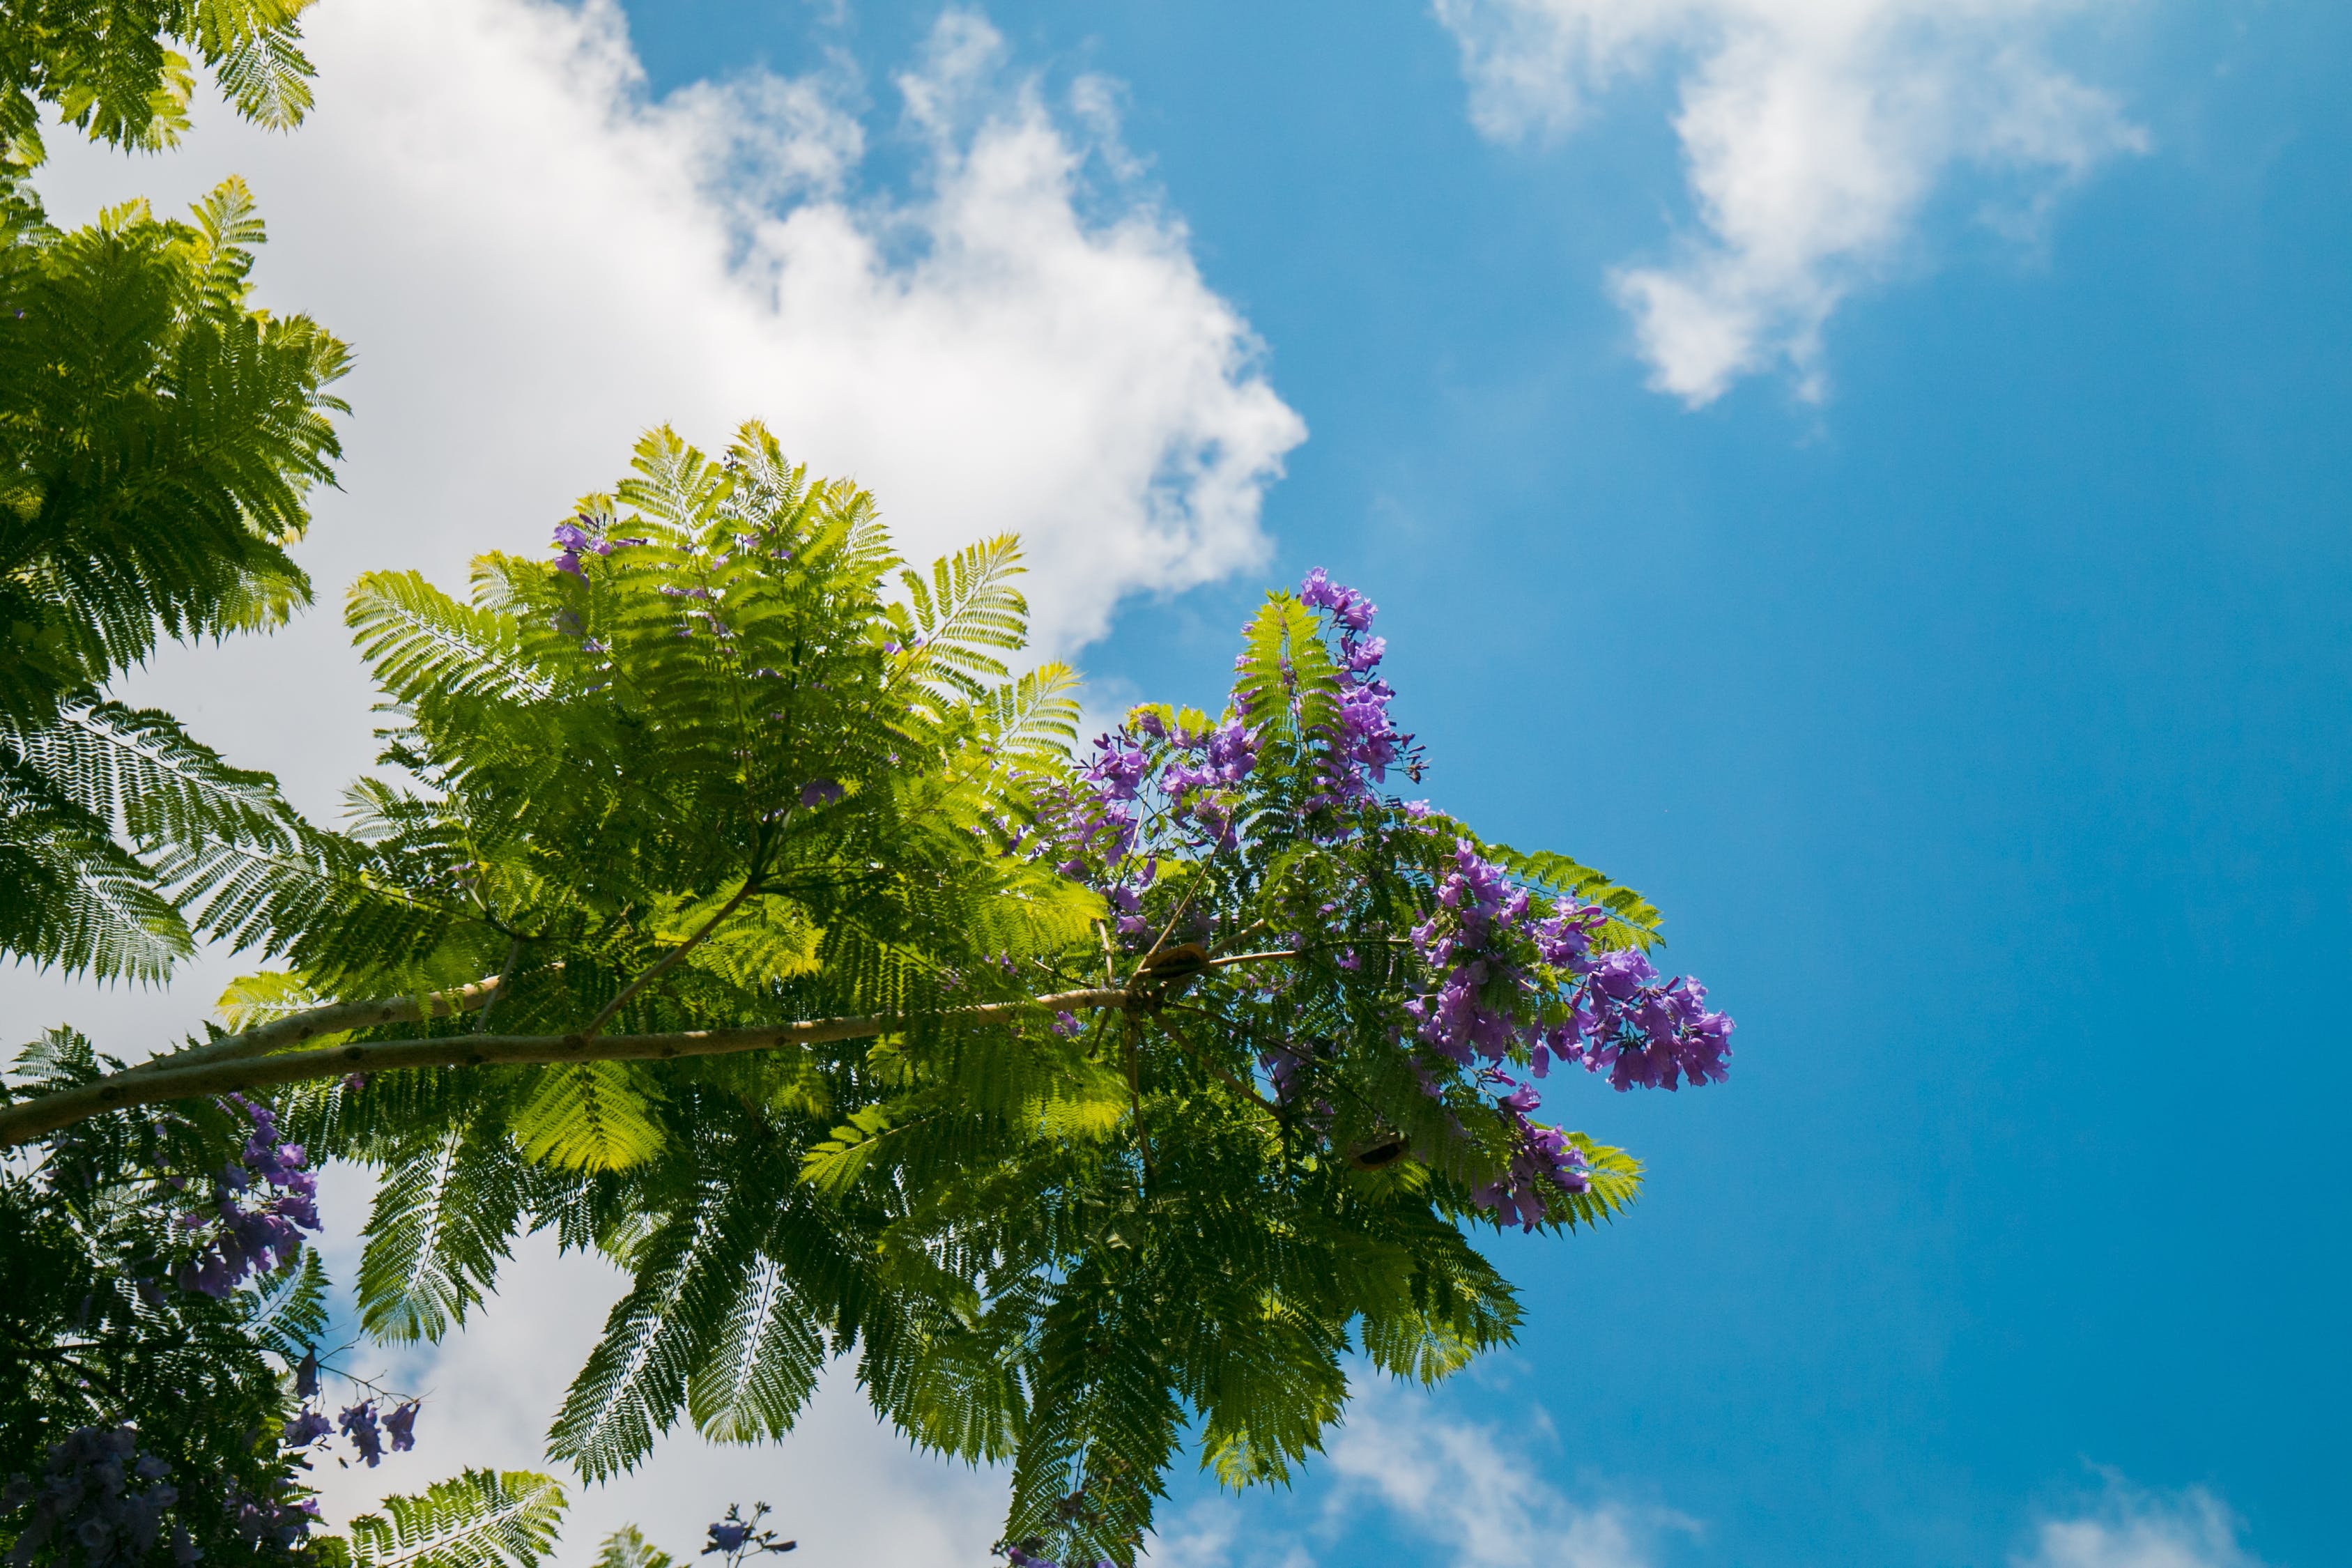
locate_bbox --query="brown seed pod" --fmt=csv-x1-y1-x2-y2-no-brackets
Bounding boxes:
1348,1135,1411,1171
1136,943,1210,981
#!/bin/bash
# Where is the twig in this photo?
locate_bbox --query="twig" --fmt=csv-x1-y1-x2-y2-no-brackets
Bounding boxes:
1202,948,1300,970
581,876,762,1040
474,937,526,1033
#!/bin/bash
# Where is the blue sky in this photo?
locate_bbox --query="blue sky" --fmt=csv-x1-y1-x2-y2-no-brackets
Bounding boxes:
15,1,2349,1565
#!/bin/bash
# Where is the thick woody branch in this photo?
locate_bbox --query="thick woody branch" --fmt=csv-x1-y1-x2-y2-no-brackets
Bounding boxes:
0,987,1132,1149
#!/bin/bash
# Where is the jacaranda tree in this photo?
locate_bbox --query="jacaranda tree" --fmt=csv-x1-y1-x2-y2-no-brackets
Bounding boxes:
3,423,1736,1567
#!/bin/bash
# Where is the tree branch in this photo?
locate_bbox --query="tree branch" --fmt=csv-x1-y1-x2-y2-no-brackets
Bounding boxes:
0,987,1133,1149
116,973,517,1080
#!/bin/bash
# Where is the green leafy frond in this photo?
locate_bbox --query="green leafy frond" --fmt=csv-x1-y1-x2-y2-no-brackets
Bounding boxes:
684,1255,827,1445
896,534,1028,700
591,1527,675,1568
509,1063,666,1174
348,571,553,709
346,1470,567,1568
1551,1135,1642,1229
358,1118,528,1344
215,969,330,1031
1486,842,1665,949
243,1247,331,1360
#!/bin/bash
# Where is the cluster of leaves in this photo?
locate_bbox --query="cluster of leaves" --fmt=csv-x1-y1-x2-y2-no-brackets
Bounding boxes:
1,0,347,988
1,11,576,1568
0,173,348,983
1,0,314,216
0,15,1738,1557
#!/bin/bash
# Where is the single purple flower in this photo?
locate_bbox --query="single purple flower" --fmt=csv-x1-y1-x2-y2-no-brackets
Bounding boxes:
798,778,843,808
385,1401,419,1453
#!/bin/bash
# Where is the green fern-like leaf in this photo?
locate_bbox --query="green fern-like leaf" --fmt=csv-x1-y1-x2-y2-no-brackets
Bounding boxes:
509,1064,666,1173
346,1470,567,1568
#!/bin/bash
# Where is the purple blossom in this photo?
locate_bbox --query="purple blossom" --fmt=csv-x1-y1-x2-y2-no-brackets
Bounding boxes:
338,1401,383,1467
1472,1077,1594,1231
1298,567,1376,631
799,778,843,808
174,1096,321,1299
2,1427,181,1568
282,1408,330,1447
1050,1011,1082,1038
385,1401,420,1454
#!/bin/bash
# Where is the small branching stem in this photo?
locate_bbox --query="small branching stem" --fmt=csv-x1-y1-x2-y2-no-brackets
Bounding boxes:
581,874,764,1040
473,937,527,1034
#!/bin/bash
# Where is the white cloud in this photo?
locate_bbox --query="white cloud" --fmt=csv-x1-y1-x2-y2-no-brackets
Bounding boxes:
1144,1379,1680,1568
1434,0,2146,403
27,0,1301,815
2017,1481,2270,1568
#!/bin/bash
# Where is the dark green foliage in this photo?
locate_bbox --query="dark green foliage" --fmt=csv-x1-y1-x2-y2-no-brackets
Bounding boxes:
0,1032,319,1567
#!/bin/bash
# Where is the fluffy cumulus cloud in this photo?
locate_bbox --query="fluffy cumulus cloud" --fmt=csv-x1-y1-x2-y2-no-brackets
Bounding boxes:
1433,0,2146,403
2016,1481,2271,1568
31,0,1302,813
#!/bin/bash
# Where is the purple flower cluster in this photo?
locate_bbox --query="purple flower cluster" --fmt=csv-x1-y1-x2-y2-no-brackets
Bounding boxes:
1042,707,1258,938
551,518,615,579
549,514,650,579
279,1347,421,1470
1296,569,1411,808
1474,1081,1593,1230
224,1486,320,1555
1532,914,1735,1093
174,1096,318,1299
329,1399,418,1468
1399,840,1732,1229
1139,712,1260,833
700,1503,794,1564
1404,844,1535,1068
0,1426,194,1568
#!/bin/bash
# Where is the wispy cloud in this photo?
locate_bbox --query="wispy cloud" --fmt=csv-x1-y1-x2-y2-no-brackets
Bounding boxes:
1146,1379,1684,1568
1433,0,2146,405
2017,1478,2271,1568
